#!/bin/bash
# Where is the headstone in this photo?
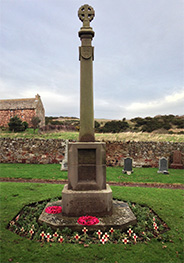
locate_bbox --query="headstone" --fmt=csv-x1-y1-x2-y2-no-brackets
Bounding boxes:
62,4,113,217
61,140,68,171
157,157,169,174
123,158,133,174
171,150,183,169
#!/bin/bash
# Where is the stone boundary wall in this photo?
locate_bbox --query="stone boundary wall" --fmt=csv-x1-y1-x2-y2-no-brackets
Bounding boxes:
105,141,184,167
0,138,65,164
0,138,183,167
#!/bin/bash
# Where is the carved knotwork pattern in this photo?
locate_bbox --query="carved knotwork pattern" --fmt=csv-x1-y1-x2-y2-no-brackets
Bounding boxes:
78,4,95,27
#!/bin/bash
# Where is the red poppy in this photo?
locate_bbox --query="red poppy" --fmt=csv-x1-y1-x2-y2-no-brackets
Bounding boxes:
45,206,62,214
122,238,129,244
100,237,106,244
109,228,114,234
75,234,80,241
53,232,59,238
82,227,88,234
133,233,138,242
40,231,45,238
104,232,109,240
77,215,99,226
29,229,34,235
97,230,102,239
58,236,64,243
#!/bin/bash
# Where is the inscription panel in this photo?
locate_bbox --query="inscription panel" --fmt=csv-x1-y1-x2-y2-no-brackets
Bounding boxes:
78,149,96,164
78,166,96,181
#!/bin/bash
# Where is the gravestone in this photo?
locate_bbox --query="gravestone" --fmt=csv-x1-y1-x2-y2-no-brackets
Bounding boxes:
62,4,113,216
157,157,169,174
123,158,133,174
171,150,183,169
61,140,68,171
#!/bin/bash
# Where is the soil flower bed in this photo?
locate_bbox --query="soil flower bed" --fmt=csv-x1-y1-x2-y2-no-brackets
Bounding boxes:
8,197,169,245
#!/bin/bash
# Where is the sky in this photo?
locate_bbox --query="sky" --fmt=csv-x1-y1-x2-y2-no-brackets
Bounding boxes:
0,0,184,119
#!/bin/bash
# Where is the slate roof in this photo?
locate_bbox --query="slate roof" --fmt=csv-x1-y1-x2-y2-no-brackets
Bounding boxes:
0,98,37,110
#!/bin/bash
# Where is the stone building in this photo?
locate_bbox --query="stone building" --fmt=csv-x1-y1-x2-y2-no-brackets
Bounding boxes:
0,94,45,128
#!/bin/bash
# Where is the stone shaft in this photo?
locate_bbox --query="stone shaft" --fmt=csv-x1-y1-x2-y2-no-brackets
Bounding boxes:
78,10,95,142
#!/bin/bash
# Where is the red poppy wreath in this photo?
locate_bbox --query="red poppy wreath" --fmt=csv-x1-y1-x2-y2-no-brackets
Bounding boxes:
45,206,62,214
77,215,99,226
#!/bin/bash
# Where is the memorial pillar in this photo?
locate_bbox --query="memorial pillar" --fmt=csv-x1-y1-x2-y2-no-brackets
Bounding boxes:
78,4,95,142
61,5,112,217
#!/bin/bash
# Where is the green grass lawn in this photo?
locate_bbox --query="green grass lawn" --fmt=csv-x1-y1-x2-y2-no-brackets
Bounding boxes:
107,167,184,185
0,182,183,262
0,163,184,185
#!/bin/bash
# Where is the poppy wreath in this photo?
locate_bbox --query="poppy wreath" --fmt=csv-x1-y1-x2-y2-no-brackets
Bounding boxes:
45,206,62,214
77,215,99,226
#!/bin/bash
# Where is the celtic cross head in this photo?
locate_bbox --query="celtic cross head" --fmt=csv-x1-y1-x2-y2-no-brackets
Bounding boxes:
78,4,95,27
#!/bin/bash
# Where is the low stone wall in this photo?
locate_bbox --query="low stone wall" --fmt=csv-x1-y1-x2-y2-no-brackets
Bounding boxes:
0,138,183,167
0,138,65,164
105,141,184,167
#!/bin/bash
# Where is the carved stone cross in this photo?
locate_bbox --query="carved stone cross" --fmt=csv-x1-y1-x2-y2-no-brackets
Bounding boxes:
78,4,95,27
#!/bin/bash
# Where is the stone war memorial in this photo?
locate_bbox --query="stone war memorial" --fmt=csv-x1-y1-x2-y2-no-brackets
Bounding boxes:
39,4,136,231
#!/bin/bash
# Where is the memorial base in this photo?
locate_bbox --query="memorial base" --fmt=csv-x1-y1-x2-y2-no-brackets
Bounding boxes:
38,199,137,232
62,184,112,217
170,164,183,169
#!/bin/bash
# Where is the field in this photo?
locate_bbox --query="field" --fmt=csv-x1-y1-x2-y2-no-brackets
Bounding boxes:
1,129,184,142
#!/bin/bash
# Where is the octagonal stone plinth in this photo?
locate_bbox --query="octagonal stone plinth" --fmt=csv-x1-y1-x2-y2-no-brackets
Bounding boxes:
38,199,137,232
